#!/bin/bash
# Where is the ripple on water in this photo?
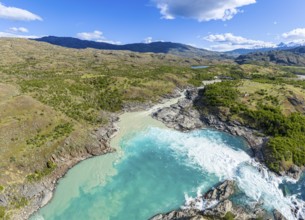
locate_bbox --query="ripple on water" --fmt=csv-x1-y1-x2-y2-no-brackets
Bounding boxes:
32,127,305,220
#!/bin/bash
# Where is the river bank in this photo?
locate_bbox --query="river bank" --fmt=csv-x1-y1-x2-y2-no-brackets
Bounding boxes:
151,87,305,220
9,114,119,220
12,89,184,220
152,87,304,180
11,85,305,220
150,180,283,220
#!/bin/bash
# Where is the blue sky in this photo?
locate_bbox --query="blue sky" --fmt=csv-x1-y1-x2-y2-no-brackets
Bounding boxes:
0,0,305,51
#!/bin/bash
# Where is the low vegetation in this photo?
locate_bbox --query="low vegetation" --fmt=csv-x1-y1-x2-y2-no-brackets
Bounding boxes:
0,38,219,217
26,161,57,182
0,206,5,219
200,74,305,173
1,38,305,216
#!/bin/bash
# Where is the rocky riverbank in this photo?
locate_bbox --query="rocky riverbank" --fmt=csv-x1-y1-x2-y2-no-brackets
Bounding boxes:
150,180,286,220
152,87,266,160
4,115,119,220
152,87,304,180
6,90,185,220
151,87,305,220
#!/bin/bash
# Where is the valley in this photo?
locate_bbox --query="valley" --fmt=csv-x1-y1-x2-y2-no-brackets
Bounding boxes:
0,38,305,219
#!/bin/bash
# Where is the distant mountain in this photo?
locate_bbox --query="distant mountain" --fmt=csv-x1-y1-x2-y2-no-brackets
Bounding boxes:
225,47,277,57
34,36,228,59
226,42,305,57
235,46,305,66
288,46,305,54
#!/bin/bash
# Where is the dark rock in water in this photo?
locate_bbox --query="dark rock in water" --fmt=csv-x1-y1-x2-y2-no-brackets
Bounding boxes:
149,180,268,220
273,210,288,220
203,200,233,217
204,180,235,201
150,210,203,220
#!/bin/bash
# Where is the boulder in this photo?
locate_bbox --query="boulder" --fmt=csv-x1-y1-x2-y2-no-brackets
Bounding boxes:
205,180,235,201
0,194,8,206
273,210,287,220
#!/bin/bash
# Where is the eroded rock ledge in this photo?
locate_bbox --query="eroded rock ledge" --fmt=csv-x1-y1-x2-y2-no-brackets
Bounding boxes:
151,88,294,220
152,87,303,180
150,180,285,220
152,88,265,159
6,114,119,220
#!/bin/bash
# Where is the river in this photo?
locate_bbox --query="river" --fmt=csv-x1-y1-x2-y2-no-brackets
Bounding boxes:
31,93,305,220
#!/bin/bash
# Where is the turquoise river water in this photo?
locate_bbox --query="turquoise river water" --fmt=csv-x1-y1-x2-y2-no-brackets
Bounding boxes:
31,102,305,220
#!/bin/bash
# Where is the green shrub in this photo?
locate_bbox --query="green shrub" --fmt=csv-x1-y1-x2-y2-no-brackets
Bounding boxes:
26,161,57,182
203,81,240,107
11,197,28,209
223,212,235,220
201,80,305,172
0,206,5,219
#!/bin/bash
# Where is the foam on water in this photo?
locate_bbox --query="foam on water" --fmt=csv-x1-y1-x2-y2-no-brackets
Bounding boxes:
147,128,305,220
32,127,305,220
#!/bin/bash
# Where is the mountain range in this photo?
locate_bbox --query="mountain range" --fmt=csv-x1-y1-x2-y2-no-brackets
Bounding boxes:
34,36,227,60
34,36,305,66
235,46,305,66
225,42,305,57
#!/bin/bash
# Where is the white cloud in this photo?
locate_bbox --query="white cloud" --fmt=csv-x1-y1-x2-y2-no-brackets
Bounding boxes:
76,30,121,44
153,0,256,21
0,32,38,39
9,27,29,33
143,37,153,44
77,30,104,41
282,28,305,40
204,33,276,51
281,28,305,46
0,2,42,21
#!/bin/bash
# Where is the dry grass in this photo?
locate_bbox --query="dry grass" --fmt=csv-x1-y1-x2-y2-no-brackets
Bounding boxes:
0,83,73,185
0,38,208,188
238,80,305,115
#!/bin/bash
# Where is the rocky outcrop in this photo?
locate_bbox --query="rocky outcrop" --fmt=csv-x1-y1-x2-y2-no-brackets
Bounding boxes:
287,96,305,112
150,210,202,220
235,50,305,66
204,180,235,201
273,210,288,220
280,164,304,180
10,114,119,220
201,114,267,162
152,88,267,161
152,98,204,131
0,194,8,207
150,181,268,220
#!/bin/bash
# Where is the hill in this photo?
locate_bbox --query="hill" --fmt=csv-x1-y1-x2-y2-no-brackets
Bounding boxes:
34,36,228,59
225,47,277,57
225,42,305,57
0,38,230,218
1,38,305,219
235,47,305,66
